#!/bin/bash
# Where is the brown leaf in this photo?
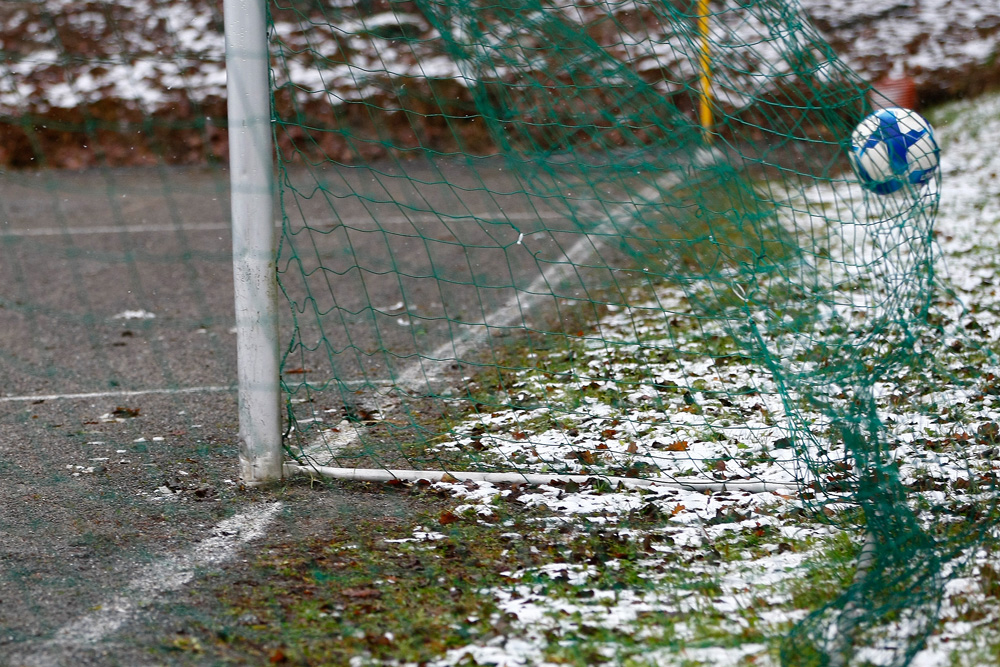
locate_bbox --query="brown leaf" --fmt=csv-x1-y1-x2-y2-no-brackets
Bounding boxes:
665,440,689,452
269,648,287,663
978,421,999,443
342,587,382,599
111,406,140,418
626,442,639,454
671,504,685,516
439,510,460,525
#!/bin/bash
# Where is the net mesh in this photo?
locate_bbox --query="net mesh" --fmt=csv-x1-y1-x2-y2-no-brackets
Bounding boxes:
270,0,998,664
4,0,996,663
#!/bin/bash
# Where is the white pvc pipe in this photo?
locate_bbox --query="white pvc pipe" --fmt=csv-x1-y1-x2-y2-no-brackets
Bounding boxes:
284,463,801,494
225,0,283,484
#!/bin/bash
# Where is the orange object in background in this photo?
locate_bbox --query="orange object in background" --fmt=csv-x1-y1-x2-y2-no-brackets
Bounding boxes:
870,71,918,110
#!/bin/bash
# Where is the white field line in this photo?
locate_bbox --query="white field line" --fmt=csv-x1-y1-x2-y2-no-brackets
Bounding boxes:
297,153,717,469
392,165,695,392
296,419,364,462
11,502,282,664
0,210,568,237
0,385,234,403
0,221,234,237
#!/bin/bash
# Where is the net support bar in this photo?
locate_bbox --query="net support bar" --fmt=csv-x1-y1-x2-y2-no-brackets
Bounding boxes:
226,0,283,485
284,464,802,494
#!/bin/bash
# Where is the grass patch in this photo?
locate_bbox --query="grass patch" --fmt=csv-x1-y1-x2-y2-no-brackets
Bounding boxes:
162,479,835,666
168,483,557,665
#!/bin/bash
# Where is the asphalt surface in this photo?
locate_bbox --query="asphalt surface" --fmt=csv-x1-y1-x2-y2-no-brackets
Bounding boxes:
1,165,245,665
0,157,659,665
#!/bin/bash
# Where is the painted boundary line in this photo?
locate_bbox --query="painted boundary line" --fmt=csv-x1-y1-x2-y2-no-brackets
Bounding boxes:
0,210,569,238
299,151,720,466
0,221,233,237
8,502,282,666
0,385,235,403
392,165,696,391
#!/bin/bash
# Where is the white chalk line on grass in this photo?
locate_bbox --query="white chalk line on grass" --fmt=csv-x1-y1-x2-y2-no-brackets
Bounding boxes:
0,385,234,403
10,502,282,664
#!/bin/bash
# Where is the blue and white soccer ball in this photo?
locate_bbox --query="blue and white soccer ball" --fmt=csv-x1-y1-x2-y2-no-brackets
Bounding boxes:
849,107,940,195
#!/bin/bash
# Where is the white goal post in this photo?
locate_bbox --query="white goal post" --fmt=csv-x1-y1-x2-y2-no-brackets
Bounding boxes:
225,0,284,485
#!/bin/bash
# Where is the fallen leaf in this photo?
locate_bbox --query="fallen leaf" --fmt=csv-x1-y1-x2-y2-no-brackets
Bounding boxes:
666,440,689,452
342,588,381,599
977,422,999,443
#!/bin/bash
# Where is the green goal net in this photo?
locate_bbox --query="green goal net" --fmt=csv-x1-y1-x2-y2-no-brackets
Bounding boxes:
270,0,998,664
3,0,999,664
0,0,997,664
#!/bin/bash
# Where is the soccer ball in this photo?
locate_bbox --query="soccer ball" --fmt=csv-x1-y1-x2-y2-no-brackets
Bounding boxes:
848,107,940,195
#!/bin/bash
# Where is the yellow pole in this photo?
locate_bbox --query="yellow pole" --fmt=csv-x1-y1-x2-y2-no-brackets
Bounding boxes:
697,0,713,143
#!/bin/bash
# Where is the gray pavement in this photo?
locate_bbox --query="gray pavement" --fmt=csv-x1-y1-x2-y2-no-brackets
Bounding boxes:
0,157,661,665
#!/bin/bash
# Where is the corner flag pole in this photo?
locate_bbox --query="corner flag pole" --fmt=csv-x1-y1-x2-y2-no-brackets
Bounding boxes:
697,0,714,143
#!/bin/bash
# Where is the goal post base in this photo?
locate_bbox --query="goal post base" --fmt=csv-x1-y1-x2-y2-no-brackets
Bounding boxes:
240,451,285,487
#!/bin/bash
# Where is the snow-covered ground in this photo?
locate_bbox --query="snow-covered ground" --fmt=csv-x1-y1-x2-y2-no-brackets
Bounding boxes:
0,1,994,167
381,91,1000,667
1,1,995,116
